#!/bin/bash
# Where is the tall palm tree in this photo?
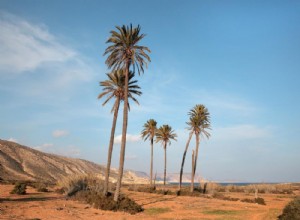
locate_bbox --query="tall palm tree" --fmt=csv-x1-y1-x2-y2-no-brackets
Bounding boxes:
98,70,141,196
155,125,177,190
141,119,157,187
189,104,211,192
178,104,211,194
104,24,151,202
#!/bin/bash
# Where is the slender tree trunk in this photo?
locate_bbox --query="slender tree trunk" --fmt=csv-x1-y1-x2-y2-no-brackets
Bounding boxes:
114,63,129,202
178,131,193,192
163,142,167,191
190,150,195,192
191,133,200,193
150,138,153,187
103,98,120,196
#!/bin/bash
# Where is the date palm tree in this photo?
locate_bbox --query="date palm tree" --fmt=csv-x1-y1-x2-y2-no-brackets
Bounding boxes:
141,119,157,187
155,125,177,190
189,104,211,192
98,70,141,196
104,24,151,201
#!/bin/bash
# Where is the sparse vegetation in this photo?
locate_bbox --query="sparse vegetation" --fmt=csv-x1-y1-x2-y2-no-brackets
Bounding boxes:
57,174,114,196
10,182,27,195
57,174,143,214
74,191,143,214
203,209,244,216
145,207,171,215
30,182,49,192
241,197,266,205
278,196,300,220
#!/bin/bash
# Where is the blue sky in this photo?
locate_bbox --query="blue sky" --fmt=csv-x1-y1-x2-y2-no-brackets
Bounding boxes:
0,0,299,182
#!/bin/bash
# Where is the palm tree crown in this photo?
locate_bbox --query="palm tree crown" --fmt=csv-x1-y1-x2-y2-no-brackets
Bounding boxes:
155,125,177,146
187,104,211,138
103,24,151,74
98,70,142,111
141,119,157,141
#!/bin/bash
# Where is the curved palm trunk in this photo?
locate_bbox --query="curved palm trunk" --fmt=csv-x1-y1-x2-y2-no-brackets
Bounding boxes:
190,150,195,192
150,138,154,187
163,142,167,191
103,98,120,196
114,63,129,202
178,131,193,192
191,133,200,192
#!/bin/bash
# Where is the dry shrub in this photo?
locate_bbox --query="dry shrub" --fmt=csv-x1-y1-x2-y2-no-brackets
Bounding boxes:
241,197,266,205
244,184,293,194
204,182,225,193
31,182,49,192
74,191,143,214
128,185,173,195
57,174,115,196
10,182,27,195
225,184,244,193
57,174,142,214
211,192,239,201
278,196,300,220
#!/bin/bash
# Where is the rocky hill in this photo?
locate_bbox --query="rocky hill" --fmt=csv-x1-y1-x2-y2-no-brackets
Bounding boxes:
0,139,148,184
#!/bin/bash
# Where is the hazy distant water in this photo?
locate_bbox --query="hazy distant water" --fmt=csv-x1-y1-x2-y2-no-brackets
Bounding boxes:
170,182,280,186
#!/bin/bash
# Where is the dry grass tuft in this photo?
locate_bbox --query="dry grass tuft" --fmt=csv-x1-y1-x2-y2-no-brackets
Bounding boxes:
10,182,27,195
57,174,114,196
57,174,143,214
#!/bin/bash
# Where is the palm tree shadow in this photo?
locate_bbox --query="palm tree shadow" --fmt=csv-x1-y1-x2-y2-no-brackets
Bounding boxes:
132,194,177,206
0,196,59,202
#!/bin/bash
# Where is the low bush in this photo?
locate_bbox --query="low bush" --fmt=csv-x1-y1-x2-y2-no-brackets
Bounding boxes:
241,197,266,205
31,182,49,192
211,192,239,201
57,174,142,214
10,182,27,195
74,190,143,214
57,174,115,196
278,197,300,220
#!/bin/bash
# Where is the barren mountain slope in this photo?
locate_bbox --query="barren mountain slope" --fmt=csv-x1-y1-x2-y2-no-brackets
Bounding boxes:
0,139,148,184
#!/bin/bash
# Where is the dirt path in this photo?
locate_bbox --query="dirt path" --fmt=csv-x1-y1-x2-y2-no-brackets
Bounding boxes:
0,184,294,220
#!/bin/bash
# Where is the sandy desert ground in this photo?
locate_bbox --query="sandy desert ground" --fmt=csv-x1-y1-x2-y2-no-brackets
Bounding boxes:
0,183,298,220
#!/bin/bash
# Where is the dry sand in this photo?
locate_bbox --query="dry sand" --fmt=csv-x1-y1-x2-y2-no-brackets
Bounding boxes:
0,184,296,220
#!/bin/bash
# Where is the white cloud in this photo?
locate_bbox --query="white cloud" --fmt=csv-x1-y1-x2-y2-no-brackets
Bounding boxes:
0,11,75,73
52,130,69,138
212,124,272,141
0,11,99,103
8,137,18,143
114,134,141,144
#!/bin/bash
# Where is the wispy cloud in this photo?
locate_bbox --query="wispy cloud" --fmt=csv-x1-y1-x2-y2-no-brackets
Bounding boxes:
0,11,75,73
0,11,99,100
52,130,69,138
114,134,141,144
212,124,272,141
